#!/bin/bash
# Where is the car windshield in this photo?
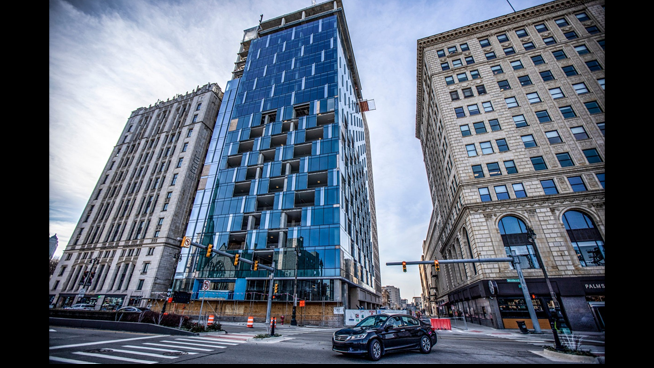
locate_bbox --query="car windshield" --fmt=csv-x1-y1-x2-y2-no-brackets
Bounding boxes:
355,315,388,328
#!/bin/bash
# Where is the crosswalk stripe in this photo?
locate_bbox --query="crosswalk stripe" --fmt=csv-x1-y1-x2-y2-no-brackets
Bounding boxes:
160,340,226,349
50,335,162,350
144,342,213,352
183,337,239,345
122,345,199,354
106,348,179,359
72,351,157,364
49,356,99,364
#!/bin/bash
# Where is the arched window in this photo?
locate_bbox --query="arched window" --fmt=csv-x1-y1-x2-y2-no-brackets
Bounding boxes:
498,216,540,269
463,229,477,274
562,210,605,266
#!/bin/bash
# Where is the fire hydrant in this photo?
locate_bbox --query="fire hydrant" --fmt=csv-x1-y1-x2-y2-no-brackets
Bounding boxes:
281,315,285,325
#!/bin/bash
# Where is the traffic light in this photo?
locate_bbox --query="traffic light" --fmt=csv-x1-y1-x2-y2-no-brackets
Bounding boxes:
402,261,407,272
434,260,440,272
253,260,259,271
234,254,240,266
206,243,213,257
274,283,278,293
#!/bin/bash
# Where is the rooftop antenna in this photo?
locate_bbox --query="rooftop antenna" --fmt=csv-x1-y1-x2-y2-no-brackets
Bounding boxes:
506,0,516,12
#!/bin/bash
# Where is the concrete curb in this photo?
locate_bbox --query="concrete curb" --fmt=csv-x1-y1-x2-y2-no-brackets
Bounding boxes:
541,348,600,364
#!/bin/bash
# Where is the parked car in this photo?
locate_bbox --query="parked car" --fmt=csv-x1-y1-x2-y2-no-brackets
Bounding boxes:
116,306,148,313
332,313,437,361
65,303,95,310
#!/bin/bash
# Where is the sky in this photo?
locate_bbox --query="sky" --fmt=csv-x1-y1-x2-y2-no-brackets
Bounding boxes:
49,0,551,302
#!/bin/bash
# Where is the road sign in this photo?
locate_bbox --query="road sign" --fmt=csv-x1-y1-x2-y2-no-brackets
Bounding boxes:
181,236,191,248
507,279,520,282
299,300,305,307
202,280,210,291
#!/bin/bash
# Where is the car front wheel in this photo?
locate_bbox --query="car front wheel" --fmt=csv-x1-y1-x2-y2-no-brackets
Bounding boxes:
420,335,432,354
368,339,382,361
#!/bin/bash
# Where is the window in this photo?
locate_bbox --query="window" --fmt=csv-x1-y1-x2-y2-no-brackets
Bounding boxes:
541,179,558,195
196,103,202,111
466,144,478,157
171,173,178,185
540,70,555,81
586,60,603,71
534,23,548,33
445,76,455,85
147,247,155,256
573,82,589,94
543,37,556,45
479,38,491,47
562,210,605,267
192,114,198,123
454,107,466,118
597,122,605,135
489,119,501,131
526,92,541,104
596,173,605,188
523,42,535,50
456,73,468,82
556,152,574,167
450,91,460,101
510,60,523,70
586,26,600,34
495,185,510,200
513,115,528,128
448,46,458,54
496,138,509,152
583,148,603,163
187,129,193,137
512,183,527,198
552,50,567,60
497,34,509,43
485,52,497,60
585,101,603,114
504,160,518,174
498,80,511,91
535,110,552,123
176,157,183,168
482,101,494,112
487,162,501,176
568,176,587,192
476,84,487,95
575,12,590,22
479,187,492,202
597,39,605,50
472,165,484,178
516,29,528,38
498,216,539,269
570,126,589,140
564,31,578,40
504,47,516,55
441,62,450,71
555,18,569,27
521,134,537,148
460,124,471,136
559,105,576,118
467,104,480,115
545,130,563,144
518,75,532,86
480,141,494,154
460,42,470,51
470,69,481,79
491,65,503,74
597,78,605,90
505,97,519,108
142,262,150,274
462,87,474,98
452,59,462,68
473,121,487,134
437,49,446,57
137,280,144,291
465,56,475,64
574,44,590,55
182,142,188,152
549,87,565,99
562,65,578,76
531,55,545,65
530,156,548,170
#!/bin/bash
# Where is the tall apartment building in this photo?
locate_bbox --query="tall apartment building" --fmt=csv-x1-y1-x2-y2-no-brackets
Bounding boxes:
416,0,604,332
172,0,381,322
49,83,224,309
382,285,401,310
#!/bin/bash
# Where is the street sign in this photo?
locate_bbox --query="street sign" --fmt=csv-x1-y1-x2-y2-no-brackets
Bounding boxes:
507,279,520,282
181,236,191,248
202,280,210,290
77,288,86,298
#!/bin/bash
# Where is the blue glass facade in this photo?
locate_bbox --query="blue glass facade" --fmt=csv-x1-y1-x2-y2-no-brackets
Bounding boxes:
175,13,376,306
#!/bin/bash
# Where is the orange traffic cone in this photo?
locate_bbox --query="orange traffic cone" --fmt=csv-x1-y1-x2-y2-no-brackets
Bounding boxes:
247,316,254,328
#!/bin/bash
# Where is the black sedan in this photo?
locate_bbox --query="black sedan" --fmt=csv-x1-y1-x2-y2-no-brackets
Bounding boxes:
332,313,437,361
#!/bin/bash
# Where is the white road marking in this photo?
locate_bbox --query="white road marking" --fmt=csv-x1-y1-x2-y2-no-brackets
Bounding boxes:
49,356,99,364
50,335,162,350
143,342,214,351
122,344,199,354
104,348,179,359
72,351,157,364
160,340,226,349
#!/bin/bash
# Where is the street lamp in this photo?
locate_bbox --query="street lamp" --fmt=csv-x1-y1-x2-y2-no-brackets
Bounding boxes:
291,236,303,326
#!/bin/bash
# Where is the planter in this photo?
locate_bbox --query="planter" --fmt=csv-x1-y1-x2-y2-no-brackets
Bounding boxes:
542,348,599,364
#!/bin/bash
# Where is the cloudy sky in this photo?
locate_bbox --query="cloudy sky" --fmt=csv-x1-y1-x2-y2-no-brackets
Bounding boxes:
49,0,550,302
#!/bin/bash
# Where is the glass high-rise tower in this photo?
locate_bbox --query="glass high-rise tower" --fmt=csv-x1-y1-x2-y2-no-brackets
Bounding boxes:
173,0,381,322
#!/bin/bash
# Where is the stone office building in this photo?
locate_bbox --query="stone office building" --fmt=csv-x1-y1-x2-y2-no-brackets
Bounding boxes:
416,0,604,331
49,83,223,310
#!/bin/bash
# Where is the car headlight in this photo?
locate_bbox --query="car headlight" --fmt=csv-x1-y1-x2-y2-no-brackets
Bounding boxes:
346,332,368,341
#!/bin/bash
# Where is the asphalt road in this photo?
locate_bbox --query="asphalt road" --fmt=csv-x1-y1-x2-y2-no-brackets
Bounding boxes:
49,325,574,364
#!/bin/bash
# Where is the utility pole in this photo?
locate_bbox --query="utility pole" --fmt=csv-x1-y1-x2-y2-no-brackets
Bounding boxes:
291,237,303,326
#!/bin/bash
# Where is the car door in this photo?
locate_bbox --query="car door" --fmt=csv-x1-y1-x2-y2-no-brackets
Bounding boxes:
379,316,403,349
401,316,422,347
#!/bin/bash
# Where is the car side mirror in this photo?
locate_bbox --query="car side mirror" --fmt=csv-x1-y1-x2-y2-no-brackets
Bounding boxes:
384,325,391,331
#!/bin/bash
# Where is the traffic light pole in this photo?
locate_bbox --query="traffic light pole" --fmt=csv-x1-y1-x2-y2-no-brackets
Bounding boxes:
387,255,541,333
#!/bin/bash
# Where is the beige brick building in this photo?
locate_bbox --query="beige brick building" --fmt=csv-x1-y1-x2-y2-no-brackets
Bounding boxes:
416,0,604,331
49,83,223,310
